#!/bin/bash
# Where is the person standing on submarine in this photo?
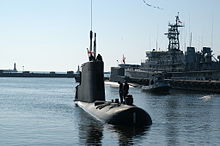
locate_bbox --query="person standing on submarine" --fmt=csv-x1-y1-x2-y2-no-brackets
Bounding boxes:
118,81,124,103
123,82,129,99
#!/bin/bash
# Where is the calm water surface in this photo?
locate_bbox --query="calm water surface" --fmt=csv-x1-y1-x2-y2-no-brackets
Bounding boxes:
0,78,219,146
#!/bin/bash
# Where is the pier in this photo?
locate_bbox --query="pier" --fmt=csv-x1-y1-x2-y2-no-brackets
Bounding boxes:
0,71,75,78
120,77,220,93
166,79,220,93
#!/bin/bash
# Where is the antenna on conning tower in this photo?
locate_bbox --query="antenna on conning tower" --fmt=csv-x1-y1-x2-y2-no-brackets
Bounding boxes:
94,33,96,58
89,0,93,53
88,0,97,60
189,32,193,47
90,0,93,31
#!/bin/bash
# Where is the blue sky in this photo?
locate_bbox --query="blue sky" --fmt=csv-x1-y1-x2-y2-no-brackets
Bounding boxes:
0,0,219,72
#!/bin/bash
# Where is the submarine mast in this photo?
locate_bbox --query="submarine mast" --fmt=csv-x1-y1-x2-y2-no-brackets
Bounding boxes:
89,0,97,59
89,0,93,58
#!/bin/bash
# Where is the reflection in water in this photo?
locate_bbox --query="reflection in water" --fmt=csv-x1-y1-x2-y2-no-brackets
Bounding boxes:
78,109,103,145
85,123,103,145
142,90,170,96
165,97,179,146
77,107,150,145
108,125,150,146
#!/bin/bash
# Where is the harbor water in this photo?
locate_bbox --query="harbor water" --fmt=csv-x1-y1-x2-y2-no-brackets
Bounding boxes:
0,78,219,145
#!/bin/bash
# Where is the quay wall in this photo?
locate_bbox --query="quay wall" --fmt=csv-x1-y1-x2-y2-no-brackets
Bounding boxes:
0,72,74,78
166,79,220,93
124,77,220,93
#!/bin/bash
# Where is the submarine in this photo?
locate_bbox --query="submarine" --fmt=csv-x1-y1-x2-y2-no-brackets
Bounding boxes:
74,30,152,126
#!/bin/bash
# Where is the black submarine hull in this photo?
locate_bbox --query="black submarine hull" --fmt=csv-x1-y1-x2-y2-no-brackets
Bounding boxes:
75,101,152,126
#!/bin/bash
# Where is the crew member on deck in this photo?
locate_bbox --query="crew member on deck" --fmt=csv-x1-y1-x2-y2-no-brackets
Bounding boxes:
96,54,103,61
118,82,124,103
123,82,129,99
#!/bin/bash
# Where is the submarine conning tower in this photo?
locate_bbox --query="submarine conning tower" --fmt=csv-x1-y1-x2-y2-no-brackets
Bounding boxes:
75,30,105,103
76,60,105,102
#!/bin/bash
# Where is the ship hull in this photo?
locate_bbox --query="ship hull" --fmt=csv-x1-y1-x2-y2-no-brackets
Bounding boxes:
142,83,170,93
75,101,152,126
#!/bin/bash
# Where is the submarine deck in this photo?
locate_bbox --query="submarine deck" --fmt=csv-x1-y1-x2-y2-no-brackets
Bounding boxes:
75,100,152,126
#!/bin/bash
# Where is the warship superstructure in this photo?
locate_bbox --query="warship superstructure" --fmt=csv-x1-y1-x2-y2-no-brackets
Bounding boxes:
141,15,185,72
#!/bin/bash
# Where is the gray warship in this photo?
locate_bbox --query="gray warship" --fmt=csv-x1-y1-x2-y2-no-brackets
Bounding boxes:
110,14,220,83
74,30,152,126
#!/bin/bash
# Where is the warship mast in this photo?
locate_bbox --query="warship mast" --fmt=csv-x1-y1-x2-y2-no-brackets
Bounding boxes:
165,13,184,51
164,14,185,71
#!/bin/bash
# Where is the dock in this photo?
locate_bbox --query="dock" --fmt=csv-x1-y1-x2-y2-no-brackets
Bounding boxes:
0,72,75,78
122,77,220,93
166,79,220,93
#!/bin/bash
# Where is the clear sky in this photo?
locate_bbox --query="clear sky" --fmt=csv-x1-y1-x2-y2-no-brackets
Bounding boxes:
0,0,219,72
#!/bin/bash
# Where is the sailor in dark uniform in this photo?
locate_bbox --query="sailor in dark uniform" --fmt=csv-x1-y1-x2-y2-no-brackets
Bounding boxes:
118,82,124,103
96,54,103,61
123,82,129,99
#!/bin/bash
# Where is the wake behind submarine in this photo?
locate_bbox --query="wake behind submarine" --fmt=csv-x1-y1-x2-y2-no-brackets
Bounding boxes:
74,31,152,126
